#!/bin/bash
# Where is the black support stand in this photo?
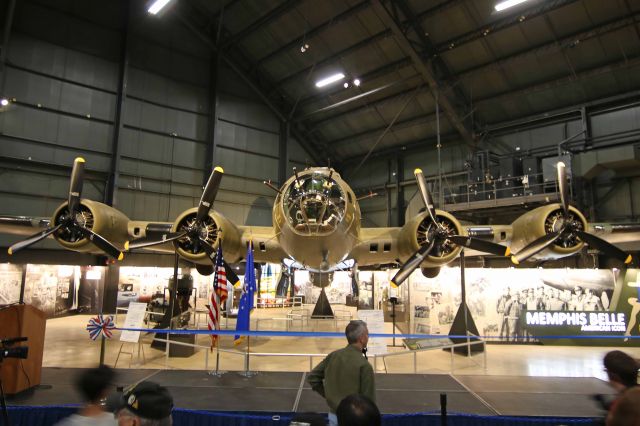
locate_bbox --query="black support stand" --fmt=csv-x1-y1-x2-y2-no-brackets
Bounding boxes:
448,250,484,354
0,363,10,426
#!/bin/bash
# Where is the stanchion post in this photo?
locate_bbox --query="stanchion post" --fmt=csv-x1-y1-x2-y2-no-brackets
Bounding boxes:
440,393,447,426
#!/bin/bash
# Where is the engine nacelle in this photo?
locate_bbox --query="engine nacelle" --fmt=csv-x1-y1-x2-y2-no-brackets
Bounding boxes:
511,204,588,260
52,199,130,252
397,210,464,267
172,207,243,264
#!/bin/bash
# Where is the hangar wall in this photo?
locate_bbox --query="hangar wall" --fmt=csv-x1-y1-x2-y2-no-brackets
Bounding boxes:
0,0,312,254
353,96,640,227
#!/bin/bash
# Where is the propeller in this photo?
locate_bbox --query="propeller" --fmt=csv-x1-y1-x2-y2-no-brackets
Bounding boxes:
391,169,510,286
8,157,123,260
126,167,224,261
511,162,633,265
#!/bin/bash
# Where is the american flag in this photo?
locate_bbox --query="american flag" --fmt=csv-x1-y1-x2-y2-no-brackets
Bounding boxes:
207,242,228,348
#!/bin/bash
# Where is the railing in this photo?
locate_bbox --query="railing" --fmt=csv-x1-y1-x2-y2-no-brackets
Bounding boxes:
256,296,303,308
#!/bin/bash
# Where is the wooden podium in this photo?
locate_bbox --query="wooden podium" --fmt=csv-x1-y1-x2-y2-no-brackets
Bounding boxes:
0,304,46,395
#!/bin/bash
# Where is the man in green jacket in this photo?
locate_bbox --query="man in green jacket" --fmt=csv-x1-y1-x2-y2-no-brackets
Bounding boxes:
308,320,375,426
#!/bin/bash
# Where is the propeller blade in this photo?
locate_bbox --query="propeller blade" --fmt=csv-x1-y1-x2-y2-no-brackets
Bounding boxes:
511,231,563,264
414,168,438,226
199,238,218,264
448,235,511,257
557,161,570,218
7,224,63,255
125,231,187,251
68,157,85,215
196,166,224,223
77,227,123,260
574,230,633,265
391,240,435,287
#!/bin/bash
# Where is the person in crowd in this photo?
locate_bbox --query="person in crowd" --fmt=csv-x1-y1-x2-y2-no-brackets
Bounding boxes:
584,288,604,311
308,320,375,426
496,287,511,339
594,350,640,419
55,365,117,426
503,291,522,342
336,394,381,426
545,289,567,311
112,381,174,426
568,286,586,311
606,387,640,426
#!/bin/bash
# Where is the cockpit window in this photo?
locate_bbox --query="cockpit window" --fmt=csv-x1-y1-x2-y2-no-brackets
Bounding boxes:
284,171,346,235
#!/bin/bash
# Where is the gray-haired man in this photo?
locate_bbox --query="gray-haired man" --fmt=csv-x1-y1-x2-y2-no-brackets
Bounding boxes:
308,320,375,426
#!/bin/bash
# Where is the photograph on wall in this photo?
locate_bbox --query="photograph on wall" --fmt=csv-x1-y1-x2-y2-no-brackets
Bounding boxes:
357,271,374,310
23,264,106,318
0,263,23,305
408,266,621,344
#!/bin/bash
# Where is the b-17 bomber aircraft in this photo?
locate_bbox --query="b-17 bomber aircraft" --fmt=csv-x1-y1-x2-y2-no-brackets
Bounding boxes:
0,157,636,287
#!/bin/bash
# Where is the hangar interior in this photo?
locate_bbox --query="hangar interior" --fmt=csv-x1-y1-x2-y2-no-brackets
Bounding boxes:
1,0,640,415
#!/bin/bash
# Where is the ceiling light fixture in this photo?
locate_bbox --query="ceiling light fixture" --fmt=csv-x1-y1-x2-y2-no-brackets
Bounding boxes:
315,72,345,88
343,82,349,88
494,0,530,12
353,78,361,86
0,99,8,106
148,0,173,15
300,43,309,53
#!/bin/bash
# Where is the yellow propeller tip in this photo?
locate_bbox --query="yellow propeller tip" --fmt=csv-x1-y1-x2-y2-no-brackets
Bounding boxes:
625,255,632,264
390,281,398,288
117,252,124,261
214,166,224,173
505,247,511,257
414,168,422,175
75,157,85,163
124,241,130,251
7,248,13,255
511,256,519,265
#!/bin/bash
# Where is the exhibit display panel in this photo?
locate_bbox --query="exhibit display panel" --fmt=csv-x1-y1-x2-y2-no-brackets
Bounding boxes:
22,264,106,318
0,263,22,305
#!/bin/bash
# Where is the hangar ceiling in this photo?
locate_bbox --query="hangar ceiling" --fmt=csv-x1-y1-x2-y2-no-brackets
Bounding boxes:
173,0,640,167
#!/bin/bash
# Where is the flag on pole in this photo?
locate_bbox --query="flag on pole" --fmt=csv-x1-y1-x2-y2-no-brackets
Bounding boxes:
207,241,227,348
234,241,256,345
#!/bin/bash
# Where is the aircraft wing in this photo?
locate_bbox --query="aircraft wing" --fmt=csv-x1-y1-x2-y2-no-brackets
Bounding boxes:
0,216,51,236
588,223,640,252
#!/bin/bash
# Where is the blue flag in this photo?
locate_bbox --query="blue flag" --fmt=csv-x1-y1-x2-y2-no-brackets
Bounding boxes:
234,241,256,345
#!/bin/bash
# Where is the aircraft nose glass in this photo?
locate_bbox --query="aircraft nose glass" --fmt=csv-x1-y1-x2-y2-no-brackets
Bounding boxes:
285,173,346,235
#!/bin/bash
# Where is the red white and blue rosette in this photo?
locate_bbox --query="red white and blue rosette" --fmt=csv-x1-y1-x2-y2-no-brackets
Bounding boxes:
86,315,116,340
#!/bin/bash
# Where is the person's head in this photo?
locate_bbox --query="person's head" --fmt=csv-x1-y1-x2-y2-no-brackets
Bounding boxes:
607,387,640,426
76,365,115,404
114,381,173,426
345,320,368,349
604,350,639,391
336,394,381,426
574,286,583,295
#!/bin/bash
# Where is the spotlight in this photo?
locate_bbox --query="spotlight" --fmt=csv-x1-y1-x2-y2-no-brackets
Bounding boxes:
343,82,349,88
353,78,361,86
0,99,8,106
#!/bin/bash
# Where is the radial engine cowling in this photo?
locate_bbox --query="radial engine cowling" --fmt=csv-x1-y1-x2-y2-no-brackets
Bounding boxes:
511,204,588,260
172,207,243,264
397,210,464,267
52,199,129,252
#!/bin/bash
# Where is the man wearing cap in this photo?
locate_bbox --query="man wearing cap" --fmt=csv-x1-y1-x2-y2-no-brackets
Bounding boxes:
113,381,173,426
308,320,375,426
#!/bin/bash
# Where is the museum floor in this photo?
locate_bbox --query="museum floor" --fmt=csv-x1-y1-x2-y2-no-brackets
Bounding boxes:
9,308,640,417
